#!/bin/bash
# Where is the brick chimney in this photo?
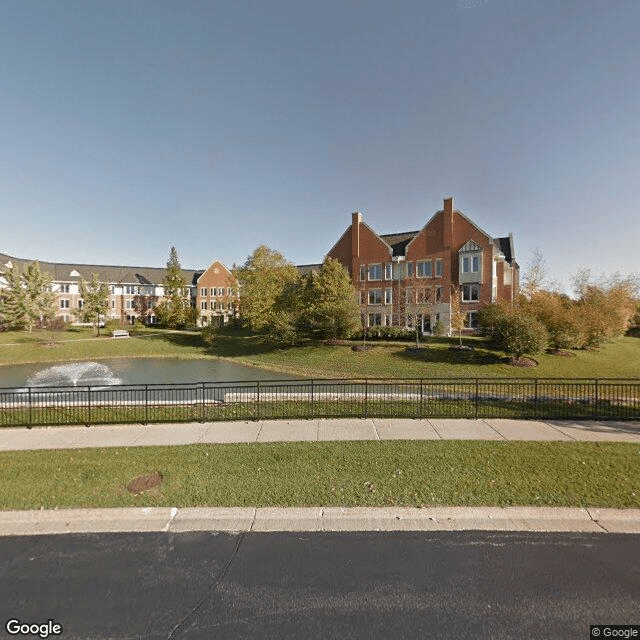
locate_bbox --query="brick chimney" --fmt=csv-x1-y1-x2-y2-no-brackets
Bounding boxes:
443,197,453,249
351,211,362,258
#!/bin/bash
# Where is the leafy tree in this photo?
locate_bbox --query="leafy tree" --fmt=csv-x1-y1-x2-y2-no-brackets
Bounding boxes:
449,285,466,346
520,291,579,351
157,247,190,328
133,288,158,325
233,245,299,333
79,273,109,335
0,263,28,329
0,261,55,331
298,257,360,340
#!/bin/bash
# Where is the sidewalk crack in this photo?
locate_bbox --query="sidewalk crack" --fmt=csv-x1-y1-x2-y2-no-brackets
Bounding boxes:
166,532,246,639
585,508,610,533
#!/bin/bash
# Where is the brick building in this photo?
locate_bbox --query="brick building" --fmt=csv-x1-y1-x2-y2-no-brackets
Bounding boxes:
326,198,519,333
0,252,237,327
193,260,238,326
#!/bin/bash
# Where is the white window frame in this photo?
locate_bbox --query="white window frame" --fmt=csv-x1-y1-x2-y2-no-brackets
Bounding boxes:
417,260,432,278
462,284,480,302
368,289,382,305
384,288,392,305
368,264,382,281
384,263,392,280
359,265,366,282
435,259,443,277
368,313,382,326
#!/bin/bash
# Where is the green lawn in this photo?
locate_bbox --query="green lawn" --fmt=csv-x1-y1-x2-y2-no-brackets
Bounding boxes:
0,441,638,510
1,325,640,380
211,329,640,380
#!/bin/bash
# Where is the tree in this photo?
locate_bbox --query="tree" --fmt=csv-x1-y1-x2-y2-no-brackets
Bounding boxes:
80,274,109,336
0,261,55,331
0,263,27,329
23,262,56,332
133,288,158,325
157,247,190,328
520,291,579,351
233,245,299,333
298,257,361,340
449,285,466,346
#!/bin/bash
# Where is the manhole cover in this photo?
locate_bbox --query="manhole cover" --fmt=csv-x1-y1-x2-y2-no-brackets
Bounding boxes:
127,471,163,494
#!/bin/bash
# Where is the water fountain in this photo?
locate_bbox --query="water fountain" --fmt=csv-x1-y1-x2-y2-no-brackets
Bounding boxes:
26,362,122,388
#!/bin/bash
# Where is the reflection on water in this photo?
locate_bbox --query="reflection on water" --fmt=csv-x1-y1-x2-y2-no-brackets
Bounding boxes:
0,358,303,389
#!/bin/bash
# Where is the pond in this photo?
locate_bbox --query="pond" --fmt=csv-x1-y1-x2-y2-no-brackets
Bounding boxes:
0,358,302,389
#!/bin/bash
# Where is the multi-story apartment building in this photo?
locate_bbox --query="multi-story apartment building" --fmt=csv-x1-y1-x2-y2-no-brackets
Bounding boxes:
194,260,238,326
326,197,519,333
0,253,237,326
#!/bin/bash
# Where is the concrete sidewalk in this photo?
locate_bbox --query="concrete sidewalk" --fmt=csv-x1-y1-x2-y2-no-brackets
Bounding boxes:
2,418,639,537
0,417,639,451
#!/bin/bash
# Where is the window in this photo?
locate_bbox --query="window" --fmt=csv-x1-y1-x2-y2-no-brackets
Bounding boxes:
359,265,366,281
148,301,155,309
462,255,480,273
462,284,480,302
404,287,414,304
384,263,392,280
111,300,115,308
368,289,382,304
435,286,442,302
466,311,479,329
201,301,208,310
60,300,69,309
384,288,392,305
125,300,135,309
227,287,232,296
201,288,207,297
368,264,382,280
77,300,84,309
435,259,443,277
125,285,136,295
359,290,364,305
406,262,414,278
384,314,392,326
368,313,382,326
417,260,432,278
60,284,70,293
417,288,430,304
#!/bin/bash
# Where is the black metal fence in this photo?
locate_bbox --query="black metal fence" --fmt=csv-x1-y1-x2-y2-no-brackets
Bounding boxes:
0,378,639,428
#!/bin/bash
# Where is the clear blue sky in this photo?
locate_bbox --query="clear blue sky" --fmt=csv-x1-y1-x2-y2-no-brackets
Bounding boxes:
1,0,638,293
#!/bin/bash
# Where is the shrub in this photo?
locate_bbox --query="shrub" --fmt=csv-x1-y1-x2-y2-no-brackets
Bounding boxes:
432,321,445,337
498,314,548,361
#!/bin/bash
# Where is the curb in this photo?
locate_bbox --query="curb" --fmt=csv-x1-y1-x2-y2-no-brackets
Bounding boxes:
1,506,639,536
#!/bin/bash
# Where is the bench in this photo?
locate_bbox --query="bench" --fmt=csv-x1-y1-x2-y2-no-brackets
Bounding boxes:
111,329,130,338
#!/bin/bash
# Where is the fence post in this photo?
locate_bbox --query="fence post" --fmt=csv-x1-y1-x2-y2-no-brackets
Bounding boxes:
87,385,91,427
201,382,206,423
475,378,479,420
145,385,148,425
534,379,538,419
594,379,598,419
256,380,260,421
28,387,32,428
419,379,423,419
364,379,368,418
310,380,315,419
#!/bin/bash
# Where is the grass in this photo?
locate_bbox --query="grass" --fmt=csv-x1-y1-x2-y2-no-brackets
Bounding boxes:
2,395,638,429
211,328,640,380
0,326,209,364
0,440,638,510
1,326,640,380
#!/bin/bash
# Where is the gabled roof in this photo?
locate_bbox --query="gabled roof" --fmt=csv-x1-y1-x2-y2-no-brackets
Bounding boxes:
0,252,200,286
379,231,419,257
493,237,516,264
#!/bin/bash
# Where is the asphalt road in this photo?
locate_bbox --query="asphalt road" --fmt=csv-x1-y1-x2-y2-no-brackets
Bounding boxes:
1,531,638,640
